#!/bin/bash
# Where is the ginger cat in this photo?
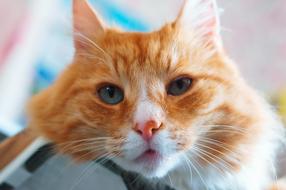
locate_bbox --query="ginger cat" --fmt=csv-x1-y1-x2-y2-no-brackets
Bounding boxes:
28,0,285,189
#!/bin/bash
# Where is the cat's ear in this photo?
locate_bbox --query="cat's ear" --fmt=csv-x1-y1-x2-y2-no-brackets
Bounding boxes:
175,0,221,46
73,0,105,49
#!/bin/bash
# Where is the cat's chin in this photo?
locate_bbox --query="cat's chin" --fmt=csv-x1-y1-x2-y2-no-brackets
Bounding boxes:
112,152,181,178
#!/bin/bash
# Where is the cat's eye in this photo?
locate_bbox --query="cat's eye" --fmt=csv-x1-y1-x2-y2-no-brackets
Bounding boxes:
97,84,124,105
167,77,193,96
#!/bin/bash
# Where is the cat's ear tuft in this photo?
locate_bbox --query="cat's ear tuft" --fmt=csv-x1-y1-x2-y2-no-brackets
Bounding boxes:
73,0,105,49
175,0,221,45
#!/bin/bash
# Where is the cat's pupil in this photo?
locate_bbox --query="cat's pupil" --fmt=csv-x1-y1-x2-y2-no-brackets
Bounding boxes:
107,87,115,98
176,80,184,89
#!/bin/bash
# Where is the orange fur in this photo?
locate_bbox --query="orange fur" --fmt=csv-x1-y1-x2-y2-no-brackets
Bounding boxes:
27,0,284,189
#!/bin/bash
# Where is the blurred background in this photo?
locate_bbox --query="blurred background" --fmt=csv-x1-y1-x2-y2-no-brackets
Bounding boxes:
0,0,285,138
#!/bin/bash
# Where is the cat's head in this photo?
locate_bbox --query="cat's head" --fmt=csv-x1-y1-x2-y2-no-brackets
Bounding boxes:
28,0,263,178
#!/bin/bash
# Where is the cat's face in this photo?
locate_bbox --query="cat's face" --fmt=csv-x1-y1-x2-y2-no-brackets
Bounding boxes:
29,0,260,178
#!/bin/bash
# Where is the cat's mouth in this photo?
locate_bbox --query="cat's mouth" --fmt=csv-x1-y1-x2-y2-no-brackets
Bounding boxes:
134,149,162,164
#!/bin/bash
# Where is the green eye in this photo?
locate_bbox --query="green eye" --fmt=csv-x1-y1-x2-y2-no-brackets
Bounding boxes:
98,85,124,105
167,77,193,96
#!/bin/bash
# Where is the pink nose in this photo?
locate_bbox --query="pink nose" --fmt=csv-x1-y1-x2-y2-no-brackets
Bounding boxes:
134,120,162,140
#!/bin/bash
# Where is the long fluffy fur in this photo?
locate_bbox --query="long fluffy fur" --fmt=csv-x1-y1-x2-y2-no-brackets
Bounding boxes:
28,0,285,189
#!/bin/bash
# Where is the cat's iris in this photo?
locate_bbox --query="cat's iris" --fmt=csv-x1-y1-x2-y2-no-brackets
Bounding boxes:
167,77,193,96
98,85,124,105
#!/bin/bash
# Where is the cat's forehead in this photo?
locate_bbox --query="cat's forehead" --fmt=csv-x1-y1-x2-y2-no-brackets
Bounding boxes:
78,26,230,88
98,28,185,73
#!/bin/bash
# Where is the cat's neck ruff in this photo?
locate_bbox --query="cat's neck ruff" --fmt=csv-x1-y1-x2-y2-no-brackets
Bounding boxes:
166,108,285,190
